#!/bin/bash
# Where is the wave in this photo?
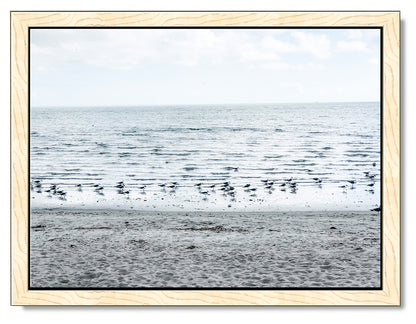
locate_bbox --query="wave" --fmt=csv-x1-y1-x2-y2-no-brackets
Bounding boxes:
183,167,198,171
150,152,192,157
264,155,284,159
344,153,369,158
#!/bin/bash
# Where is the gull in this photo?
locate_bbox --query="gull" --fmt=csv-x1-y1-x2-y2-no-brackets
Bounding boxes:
115,182,125,189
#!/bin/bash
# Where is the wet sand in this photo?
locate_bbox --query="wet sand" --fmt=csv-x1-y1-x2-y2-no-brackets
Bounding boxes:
30,208,381,288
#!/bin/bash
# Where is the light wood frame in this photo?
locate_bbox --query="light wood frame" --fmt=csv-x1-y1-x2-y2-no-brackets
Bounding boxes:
11,11,400,306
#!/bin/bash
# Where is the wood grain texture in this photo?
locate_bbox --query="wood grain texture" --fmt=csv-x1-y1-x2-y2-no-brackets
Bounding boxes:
11,11,400,306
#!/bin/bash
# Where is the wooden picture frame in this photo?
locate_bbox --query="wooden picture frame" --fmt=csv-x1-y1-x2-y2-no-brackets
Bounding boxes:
11,11,400,306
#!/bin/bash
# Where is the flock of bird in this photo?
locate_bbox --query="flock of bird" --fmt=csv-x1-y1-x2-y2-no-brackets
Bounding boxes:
32,181,68,200
31,170,378,202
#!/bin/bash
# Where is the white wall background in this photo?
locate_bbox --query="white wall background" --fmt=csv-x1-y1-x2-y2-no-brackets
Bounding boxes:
1,0,413,322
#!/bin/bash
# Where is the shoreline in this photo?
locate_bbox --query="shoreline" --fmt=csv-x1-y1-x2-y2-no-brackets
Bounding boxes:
31,206,378,213
30,204,381,214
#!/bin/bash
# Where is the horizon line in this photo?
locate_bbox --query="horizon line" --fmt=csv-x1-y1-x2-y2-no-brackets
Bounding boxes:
31,100,380,109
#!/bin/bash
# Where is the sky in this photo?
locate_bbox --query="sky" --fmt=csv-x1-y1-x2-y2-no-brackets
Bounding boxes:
30,28,381,107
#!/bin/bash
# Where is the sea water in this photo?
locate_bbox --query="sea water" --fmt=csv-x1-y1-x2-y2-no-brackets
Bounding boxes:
30,102,381,211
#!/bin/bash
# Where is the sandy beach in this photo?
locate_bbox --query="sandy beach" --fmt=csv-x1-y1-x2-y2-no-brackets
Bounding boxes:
30,208,381,288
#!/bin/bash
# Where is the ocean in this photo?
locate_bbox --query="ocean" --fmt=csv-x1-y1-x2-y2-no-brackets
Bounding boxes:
30,102,381,211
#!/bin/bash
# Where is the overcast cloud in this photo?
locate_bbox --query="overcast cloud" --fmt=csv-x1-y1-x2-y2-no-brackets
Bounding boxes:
30,28,380,106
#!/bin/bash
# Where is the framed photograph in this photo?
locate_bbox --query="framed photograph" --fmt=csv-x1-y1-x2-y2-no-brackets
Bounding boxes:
11,11,400,306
